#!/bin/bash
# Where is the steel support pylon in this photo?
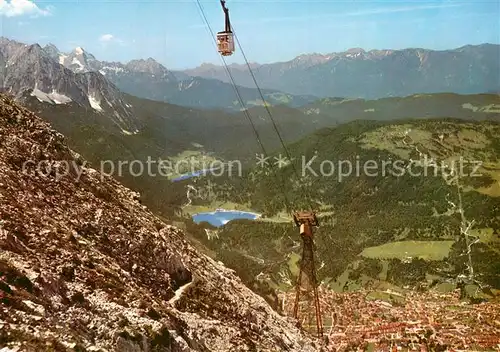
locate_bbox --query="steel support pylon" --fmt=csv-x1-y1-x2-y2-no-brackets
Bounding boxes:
292,211,323,338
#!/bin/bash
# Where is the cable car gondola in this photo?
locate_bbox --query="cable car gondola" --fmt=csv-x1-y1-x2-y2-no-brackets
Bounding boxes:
217,0,235,56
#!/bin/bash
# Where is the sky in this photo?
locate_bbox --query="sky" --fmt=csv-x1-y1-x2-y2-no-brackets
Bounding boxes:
0,0,498,69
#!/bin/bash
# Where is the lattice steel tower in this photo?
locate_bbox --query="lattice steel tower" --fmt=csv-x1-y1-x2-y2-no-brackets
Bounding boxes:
292,211,323,338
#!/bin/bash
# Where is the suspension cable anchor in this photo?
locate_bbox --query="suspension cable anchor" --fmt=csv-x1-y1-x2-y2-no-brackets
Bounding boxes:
293,211,319,235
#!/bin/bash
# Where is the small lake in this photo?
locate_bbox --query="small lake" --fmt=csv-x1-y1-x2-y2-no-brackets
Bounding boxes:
171,167,222,182
192,209,261,227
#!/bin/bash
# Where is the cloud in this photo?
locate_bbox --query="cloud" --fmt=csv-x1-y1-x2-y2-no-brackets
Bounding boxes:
99,34,114,42
98,33,127,47
0,0,51,17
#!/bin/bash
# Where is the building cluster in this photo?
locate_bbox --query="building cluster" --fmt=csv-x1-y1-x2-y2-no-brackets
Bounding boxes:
280,287,500,351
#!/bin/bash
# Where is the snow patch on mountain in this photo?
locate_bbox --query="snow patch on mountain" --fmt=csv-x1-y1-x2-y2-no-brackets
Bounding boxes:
100,66,125,74
30,88,72,105
58,54,67,65
71,57,84,71
122,128,139,135
88,95,103,111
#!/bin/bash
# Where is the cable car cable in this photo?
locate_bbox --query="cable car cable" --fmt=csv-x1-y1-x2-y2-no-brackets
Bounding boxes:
195,0,294,217
197,0,315,215
232,30,316,214
197,0,314,216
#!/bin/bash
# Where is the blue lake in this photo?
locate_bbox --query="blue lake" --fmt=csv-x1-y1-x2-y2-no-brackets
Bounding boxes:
192,209,261,227
171,168,216,182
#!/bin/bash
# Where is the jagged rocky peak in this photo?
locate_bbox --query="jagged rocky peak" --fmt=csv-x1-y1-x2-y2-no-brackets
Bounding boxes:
8,42,48,64
280,53,335,70
368,48,395,57
0,39,42,61
125,57,169,76
56,46,98,73
72,46,96,60
0,94,316,351
345,47,366,54
0,36,24,52
227,62,259,70
45,42,59,50
292,48,366,63
199,62,218,68
293,53,333,64
25,43,43,54
42,43,60,59
342,47,368,58
188,61,230,73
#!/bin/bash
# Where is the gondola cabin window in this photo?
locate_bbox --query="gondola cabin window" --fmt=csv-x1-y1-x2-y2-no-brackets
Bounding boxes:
217,31,234,56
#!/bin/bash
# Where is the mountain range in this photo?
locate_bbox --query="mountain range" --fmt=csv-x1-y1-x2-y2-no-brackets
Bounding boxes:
184,44,499,99
2,37,498,114
39,40,316,111
0,38,140,134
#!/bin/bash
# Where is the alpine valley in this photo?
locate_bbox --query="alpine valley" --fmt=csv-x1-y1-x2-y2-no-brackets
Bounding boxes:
1,33,499,351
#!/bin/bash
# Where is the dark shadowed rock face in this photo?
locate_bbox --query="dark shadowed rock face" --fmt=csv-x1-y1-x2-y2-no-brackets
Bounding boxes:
0,95,317,351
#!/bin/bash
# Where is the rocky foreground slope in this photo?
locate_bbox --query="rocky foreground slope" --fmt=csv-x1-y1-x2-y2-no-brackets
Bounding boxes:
0,94,317,351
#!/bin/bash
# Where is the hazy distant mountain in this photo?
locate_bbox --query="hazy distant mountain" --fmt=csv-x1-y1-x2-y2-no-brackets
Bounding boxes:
181,44,500,99
6,36,499,125
0,37,324,150
125,58,174,77
35,41,499,109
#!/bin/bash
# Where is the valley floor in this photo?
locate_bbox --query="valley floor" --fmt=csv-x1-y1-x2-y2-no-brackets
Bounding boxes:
280,288,500,351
